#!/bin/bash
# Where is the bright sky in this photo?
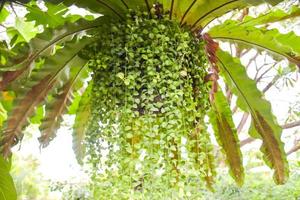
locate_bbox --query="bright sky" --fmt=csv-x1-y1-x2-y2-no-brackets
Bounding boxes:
16,116,88,182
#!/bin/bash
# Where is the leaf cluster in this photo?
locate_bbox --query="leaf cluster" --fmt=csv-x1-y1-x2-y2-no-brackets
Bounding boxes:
83,11,216,191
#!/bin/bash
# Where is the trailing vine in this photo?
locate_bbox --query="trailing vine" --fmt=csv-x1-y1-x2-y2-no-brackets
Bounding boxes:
0,0,295,198
80,10,215,191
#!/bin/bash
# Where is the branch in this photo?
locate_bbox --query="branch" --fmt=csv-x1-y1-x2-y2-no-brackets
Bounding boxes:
238,8,249,22
226,84,233,102
240,137,255,147
10,3,18,17
240,119,300,147
281,120,300,129
237,112,249,133
255,64,278,93
256,63,276,83
237,74,279,134
232,105,238,114
287,143,300,155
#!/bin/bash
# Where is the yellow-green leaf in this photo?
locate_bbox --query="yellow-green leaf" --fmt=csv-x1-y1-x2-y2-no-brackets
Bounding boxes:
0,156,17,200
39,58,88,147
242,5,300,26
209,20,300,67
209,89,244,185
72,82,93,164
1,37,94,158
216,50,289,184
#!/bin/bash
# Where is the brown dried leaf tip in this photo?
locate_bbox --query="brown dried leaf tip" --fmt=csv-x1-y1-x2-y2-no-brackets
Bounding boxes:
203,33,220,102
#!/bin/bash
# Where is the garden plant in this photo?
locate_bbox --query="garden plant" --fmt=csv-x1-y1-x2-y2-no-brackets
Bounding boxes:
0,0,299,199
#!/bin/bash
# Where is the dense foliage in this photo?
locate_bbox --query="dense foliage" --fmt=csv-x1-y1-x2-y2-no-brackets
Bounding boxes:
83,11,215,192
0,0,299,199
55,165,300,200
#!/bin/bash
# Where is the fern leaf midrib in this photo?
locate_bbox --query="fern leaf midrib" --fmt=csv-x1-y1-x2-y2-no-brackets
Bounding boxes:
215,112,242,174
95,0,123,19
191,0,240,29
239,6,300,26
3,52,78,152
40,64,87,144
213,36,300,65
120,0,129,9
217,56,285,181
169,0,175,19
144,0,151,15
180,0,197,25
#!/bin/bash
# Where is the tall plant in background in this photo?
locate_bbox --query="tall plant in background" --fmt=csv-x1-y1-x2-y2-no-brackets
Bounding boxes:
0,0,299,198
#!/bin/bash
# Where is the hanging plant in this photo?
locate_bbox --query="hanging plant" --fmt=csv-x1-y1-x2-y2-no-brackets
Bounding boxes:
1,0,299,198
82,10,215,189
